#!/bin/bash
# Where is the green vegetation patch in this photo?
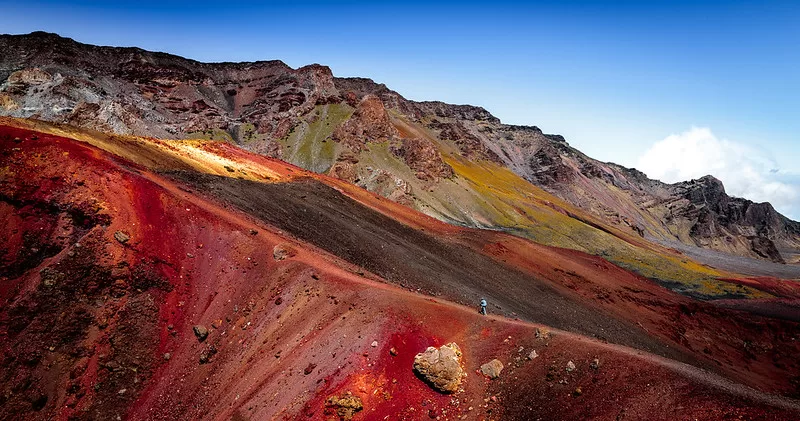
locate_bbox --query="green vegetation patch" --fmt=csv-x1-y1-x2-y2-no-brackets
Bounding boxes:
280,104,353,173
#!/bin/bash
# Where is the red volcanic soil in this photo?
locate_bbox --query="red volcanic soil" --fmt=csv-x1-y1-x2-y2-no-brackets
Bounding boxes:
1,125,800,420
466,233,800,397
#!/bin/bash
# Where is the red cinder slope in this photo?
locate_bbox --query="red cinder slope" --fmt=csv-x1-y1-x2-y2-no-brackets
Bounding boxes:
149,125,800,399
1,125,799,421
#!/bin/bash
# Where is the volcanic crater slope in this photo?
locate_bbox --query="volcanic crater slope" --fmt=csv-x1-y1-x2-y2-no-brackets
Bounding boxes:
2,120,800,420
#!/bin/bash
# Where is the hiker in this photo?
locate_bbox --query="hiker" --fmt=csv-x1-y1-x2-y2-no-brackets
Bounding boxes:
480,298,487,315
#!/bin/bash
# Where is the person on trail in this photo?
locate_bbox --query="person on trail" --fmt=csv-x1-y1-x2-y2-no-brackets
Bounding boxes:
480,298,487,315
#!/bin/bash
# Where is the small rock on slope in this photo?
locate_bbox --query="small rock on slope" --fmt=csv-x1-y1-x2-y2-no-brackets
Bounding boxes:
273,244,296,261
480,359,504,379
114,231,130,244
566,360,576,372
326,391,363,420
193,325,209,342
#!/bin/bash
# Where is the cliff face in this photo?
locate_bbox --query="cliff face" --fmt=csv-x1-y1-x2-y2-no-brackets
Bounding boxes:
0,31,338,147
2,31,799,264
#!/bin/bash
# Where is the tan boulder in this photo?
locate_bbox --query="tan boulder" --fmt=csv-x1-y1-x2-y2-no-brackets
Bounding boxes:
413,342,464,393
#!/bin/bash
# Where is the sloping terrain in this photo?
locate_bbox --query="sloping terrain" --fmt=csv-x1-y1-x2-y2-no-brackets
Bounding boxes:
2,31,799,274
2,121,800,421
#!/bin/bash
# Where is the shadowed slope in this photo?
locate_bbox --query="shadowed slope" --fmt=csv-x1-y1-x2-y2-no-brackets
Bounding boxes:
166,172,677,357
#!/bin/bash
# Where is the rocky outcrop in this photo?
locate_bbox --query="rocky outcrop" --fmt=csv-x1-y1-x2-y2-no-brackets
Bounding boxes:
668,176,800,263
332,94,453,183
0,32,340,146
332,94,397,151
389,136,454,182
427,118,501,163
413,343,464,393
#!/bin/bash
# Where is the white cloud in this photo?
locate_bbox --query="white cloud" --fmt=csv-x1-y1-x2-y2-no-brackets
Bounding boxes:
637,127,799,220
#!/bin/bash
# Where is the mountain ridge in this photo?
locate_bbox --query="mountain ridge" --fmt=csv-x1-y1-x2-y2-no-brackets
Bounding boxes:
2,31,798,267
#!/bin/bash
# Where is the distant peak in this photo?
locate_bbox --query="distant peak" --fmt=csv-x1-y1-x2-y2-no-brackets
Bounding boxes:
6,31,69,41
697,174,721,183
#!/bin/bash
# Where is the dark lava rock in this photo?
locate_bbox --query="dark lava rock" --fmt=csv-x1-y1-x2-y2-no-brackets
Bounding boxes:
749,236,785,264
193,325,209,342
113,231,130,244
199,345,217,364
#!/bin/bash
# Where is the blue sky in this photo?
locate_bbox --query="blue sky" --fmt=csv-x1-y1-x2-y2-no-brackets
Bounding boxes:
2,0,799,217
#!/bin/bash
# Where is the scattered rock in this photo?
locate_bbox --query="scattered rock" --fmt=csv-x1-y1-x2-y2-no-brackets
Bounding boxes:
325,391,363,420
113,231,130,244
527,350,539,360
535,327,551,340
193,325,209,342
273,244,296,261
249,229,258,235
566,361,576,372
413,343,464,393
39,267,64,287
103,361,123,372
590,358,600,370
480,359,504,379
274,297,283,305
389,347,398,356
304,363,316,375
371,341,378,347
163,353,171,361
573,387,582,397
199,345,217,364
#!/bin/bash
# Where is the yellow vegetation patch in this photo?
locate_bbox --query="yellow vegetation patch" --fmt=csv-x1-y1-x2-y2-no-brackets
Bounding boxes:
0,117,288,182
440,152,770,298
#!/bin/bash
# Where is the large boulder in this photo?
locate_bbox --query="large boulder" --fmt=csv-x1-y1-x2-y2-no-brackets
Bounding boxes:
413,342,464,393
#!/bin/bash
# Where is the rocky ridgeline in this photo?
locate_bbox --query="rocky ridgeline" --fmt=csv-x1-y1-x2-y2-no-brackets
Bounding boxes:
2,31,798,263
